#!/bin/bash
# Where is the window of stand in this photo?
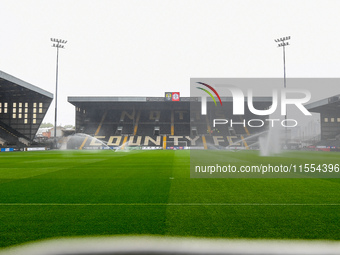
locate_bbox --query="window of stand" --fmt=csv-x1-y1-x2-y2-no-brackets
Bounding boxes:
33,103,37,124
39,102,43,113
12,102,17,119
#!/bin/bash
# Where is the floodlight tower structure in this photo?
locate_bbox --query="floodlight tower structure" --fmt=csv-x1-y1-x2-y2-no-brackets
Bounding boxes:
51,38,67,148
275,36,290,147
275,36,290,89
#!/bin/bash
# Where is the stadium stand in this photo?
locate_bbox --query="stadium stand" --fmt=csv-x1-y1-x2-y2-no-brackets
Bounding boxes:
0,70,53,149
0,137,6,146
306,95,340,140
306,95,340,151
68,96,272,149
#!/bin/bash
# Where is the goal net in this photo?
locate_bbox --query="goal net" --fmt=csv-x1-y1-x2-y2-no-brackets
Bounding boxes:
165,141,187,149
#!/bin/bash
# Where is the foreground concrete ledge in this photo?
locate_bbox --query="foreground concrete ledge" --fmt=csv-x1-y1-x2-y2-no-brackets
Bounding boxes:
1,236,340,255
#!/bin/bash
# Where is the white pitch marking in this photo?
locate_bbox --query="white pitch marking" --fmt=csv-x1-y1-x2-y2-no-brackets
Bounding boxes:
0,203,339,206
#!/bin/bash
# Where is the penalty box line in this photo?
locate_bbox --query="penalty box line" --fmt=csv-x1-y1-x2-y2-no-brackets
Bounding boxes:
0,203,339,206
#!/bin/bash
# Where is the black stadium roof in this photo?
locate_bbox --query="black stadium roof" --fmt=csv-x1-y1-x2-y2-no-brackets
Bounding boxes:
68,96,273,104
305,94,340,113
0,70,53,100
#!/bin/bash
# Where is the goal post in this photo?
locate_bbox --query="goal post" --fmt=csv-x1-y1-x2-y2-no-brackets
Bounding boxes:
165,141,188,150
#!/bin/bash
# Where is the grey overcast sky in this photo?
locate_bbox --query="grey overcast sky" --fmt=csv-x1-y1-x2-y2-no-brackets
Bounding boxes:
1,0,340,125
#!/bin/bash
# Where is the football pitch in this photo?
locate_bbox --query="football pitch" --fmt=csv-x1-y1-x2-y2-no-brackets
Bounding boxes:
0,149,339,248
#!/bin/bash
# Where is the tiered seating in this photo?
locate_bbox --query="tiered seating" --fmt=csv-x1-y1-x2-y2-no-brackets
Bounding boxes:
196,124,208,136
84,123,98,135
0,121,28,147
106,109,121,123
136,124,154,136
232,124,247,135
173,110,190,136
159,110,171,123
159,124,171,135
98,123,118,137
0,137,6,146
77,102,272,149
0,128,17,146
121,124,134,135
18,137,30,146
174,124,190,136
142,135,162,146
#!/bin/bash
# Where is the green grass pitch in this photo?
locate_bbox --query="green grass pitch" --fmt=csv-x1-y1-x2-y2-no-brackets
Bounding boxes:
0,149,339,247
